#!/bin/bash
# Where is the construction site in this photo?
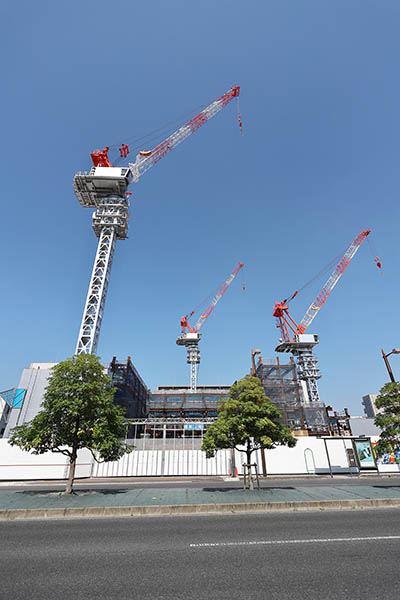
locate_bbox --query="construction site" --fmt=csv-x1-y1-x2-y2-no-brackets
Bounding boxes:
0,84,382,466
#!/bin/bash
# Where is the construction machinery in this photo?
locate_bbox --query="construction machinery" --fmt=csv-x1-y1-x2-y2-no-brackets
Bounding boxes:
273,229,371,404
73,85,240,355
177,262,244,391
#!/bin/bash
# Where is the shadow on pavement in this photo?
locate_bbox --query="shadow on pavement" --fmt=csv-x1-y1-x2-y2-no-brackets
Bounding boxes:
202,486,295,493
16,488,129,497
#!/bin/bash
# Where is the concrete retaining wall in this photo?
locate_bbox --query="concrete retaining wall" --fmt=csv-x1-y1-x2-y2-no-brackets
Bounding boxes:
0,439,92,480
0,436,397,480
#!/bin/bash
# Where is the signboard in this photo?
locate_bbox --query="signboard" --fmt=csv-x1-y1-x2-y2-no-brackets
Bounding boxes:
184,423,205,431
354,439,376,469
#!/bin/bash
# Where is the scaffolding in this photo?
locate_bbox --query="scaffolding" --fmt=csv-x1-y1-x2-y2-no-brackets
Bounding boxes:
126,418,214,450
149,386,230,420
255,357,329,433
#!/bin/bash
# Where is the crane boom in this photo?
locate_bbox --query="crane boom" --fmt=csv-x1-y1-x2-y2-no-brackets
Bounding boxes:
129,85,240,182
297,229,370,334
74,85,241,355
192,262,244,332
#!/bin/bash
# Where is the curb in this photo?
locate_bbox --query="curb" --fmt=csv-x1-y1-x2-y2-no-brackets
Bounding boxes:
2,498,400,520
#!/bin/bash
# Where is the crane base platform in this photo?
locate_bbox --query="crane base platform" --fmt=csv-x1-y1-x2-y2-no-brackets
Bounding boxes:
176,333,201,346
74,167,133,207
275,334,319,353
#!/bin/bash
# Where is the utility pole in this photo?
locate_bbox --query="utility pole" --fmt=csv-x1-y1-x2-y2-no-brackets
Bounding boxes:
381,348,400,383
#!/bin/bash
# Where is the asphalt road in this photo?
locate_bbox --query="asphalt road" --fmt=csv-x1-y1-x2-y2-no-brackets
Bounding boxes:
1,474,400,492
2,509,400,599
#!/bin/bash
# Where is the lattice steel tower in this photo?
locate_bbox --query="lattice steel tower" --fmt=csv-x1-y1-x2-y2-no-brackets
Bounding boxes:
74,167,132,354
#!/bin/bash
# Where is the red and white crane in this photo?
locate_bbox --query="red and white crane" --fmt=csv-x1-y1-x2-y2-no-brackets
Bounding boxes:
273,229,370,404
177,262,244,391
73,86,240,355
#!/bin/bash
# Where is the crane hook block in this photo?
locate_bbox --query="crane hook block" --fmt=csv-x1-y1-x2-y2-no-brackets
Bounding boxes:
90,147,112,168
232,85,240,97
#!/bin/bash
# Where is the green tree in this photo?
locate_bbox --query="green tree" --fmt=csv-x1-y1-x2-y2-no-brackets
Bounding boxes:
9,354,130,494
374,382,400,453
201,375,297,488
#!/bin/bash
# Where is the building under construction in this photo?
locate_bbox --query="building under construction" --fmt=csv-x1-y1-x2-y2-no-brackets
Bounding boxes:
108,356,149,420
149,385,230,420
255,357,330,434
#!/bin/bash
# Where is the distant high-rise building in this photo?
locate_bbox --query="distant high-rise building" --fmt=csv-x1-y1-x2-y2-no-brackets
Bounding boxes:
362,394,381,418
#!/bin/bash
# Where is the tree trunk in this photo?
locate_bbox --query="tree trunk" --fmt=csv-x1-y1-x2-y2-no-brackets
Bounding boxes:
261,447,267,477
65,452,77,494
246,441,254,490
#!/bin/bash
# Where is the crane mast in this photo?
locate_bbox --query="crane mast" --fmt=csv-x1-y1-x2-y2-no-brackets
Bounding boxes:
177,262,243,391
73,86,240,355
273,229,370,405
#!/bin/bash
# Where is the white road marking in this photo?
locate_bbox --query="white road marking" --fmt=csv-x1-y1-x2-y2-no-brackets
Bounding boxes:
190,535,400,548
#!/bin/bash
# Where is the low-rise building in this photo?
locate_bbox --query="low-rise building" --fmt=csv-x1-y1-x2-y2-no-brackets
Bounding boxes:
4,364,56,438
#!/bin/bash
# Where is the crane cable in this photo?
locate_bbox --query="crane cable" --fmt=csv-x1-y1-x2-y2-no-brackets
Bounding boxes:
284,252,344,304
108,103,206,166
186,265,245,321
285,232,383,304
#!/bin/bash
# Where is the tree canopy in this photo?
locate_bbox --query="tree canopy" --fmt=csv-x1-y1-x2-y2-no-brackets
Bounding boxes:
201,375,297,485
374,381,400,452
9,354,130,493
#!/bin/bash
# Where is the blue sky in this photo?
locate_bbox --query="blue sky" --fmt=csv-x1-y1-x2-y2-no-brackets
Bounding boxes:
1,1,399,414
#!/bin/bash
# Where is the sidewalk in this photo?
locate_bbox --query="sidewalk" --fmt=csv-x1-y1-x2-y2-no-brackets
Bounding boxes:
2,478,400,519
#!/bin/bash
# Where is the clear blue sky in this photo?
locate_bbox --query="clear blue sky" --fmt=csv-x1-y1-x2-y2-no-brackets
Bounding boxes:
1,1,399,415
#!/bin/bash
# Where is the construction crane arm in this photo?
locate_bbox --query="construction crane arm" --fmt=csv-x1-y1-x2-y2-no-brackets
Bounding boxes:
192,262,244,332
128,86,240,182
297,229,371,334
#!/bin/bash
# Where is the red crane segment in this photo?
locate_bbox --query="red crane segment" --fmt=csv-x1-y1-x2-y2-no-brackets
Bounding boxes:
181,262,244,335
89,86,240,176
273,229,371,342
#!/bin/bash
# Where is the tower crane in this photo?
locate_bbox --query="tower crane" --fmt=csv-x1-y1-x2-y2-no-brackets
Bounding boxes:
273,229,370,404
73,85,240,355
177,262,244,391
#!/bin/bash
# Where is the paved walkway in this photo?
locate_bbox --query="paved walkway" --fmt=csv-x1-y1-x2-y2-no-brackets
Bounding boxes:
2,481,400,511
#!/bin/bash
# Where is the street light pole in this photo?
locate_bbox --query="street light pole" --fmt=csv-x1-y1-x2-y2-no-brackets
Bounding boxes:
251,349,261,375
381,348,400,383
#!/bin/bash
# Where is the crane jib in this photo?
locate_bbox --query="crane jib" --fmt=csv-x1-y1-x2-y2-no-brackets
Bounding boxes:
192,262,244,332
128,86,240,182
298,229,370,333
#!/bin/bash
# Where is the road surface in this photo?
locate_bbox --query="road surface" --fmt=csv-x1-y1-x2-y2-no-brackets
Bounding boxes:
2,508,400,599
